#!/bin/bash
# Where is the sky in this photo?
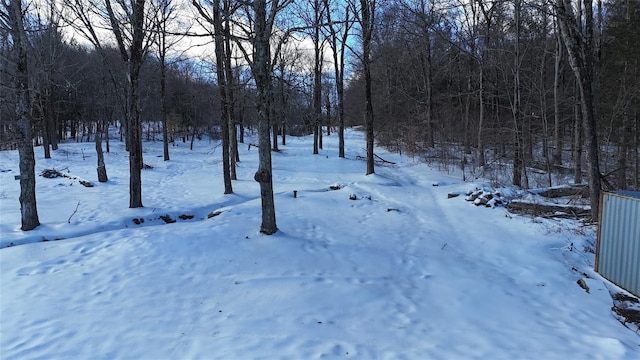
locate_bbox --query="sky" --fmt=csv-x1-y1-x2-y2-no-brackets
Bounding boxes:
51,0,342,79
1,129,639,359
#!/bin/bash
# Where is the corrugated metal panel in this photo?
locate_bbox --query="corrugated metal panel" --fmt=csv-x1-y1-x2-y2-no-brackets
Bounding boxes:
596,192,640,297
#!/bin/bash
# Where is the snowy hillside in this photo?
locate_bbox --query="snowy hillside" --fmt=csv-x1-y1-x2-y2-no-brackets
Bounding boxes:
1,129,639,359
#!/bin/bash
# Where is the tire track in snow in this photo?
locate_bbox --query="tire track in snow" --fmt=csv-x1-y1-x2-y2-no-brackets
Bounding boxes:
344,167,443,335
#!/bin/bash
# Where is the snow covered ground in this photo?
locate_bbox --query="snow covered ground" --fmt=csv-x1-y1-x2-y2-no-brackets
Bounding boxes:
1,129,639,359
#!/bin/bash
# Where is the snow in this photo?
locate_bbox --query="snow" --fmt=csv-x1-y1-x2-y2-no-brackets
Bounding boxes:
1,129,639,359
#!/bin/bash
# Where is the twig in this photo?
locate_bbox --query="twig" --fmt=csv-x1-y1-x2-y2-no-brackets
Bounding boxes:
356,152,397,165
68,201,80,223
374,153,396,164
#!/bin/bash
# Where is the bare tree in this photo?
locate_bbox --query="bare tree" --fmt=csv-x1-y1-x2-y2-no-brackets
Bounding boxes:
322,0,352,158
30,1,64,159
232,0,294,234
2,0,41,230
64,0,151,208
193,0,233,193
555,0,602,219
152,0,186,162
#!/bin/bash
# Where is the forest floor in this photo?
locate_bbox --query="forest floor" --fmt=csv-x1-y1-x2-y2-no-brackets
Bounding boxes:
1,129,639,359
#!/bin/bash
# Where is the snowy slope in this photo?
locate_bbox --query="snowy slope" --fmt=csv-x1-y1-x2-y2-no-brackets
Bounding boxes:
1,129,638,359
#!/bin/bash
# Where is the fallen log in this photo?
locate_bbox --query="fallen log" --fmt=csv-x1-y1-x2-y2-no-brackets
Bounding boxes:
506,201,590,219
530,184,589,198
41,168,94,187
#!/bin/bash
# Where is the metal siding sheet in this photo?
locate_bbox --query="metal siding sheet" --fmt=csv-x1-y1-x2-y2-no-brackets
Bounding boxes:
596,192,640,297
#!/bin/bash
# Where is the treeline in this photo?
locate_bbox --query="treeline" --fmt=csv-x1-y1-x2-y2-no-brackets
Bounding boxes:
344,0,639,193
0,29,317,152
2,0,638,233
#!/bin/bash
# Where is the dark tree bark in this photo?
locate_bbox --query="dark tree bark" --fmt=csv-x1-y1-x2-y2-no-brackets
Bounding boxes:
512,0,524,188
126,0,145,208
6,0,40,230
276,60,287,147
224,0,238,179
572,90,583,184
96,121,108,182
252,0,278,234
212,0,233,194
360,0,375,175
552,22,564,167
313,0,322,155
271,88,279,151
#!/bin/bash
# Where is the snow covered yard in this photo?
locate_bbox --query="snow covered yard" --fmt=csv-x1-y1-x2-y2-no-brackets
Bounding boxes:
1,129,639,359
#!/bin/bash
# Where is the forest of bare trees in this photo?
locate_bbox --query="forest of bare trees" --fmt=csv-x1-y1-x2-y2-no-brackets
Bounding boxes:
1,0,638,232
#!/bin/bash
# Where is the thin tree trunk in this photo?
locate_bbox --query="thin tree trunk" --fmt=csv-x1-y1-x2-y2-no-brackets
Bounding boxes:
573,93,583,184
324,0,349,158
313,0,322,155
464,72,472,154
635,110,639,190
552,24,564,167
361,0,375,175
512,0,523,188
213,0,233,194
96,121,108,182
224,2,237,179
557,0,601,219
418,3,434,148
160,39,170,161
478,64,486,168
43,86,53,159
105,120,110,153
272,110,279,150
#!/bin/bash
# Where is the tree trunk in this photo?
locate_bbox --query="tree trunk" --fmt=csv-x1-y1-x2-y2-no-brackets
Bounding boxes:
615,61,631,189
463,71,472,154
43,86,53,159
160,27,170,161
272,113,279,151
361,0,375,175
552,24,564,167
323,0,349,158
278,61,288,147
213,0,233,194
224,2,238,179
572,93,583,184
556,0,602,220
9,0,40,230
96,121,108,182
512,0,523,188
127,0,145,208
239,106,245,144
635,111,639,190
253,0,277,234
418,2,434,148
105,121,110,153
313,0,322,155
